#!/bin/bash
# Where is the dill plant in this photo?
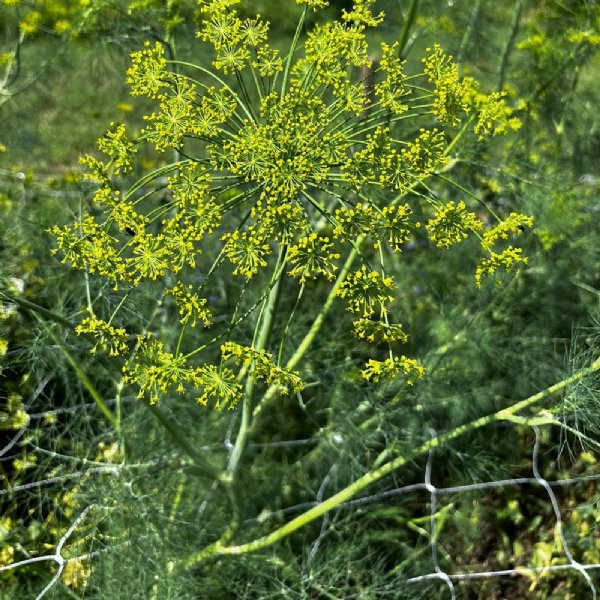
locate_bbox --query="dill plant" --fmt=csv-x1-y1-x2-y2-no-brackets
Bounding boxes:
51,0,529,406
38,0,559,586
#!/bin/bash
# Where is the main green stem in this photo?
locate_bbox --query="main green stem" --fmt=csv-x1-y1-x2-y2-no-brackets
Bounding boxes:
250,237,364,426
225,247,287,496
398,0,419,57
183,356,600,567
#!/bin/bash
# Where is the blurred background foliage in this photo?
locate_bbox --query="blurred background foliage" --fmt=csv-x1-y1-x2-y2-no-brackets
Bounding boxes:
1,0,600,598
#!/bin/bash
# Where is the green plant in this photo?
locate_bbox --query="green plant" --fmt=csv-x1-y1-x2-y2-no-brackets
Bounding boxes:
3,1,600,598
43,0,542,566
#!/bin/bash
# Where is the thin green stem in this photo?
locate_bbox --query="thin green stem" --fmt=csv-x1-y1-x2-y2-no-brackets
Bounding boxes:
235,71,257,122
248,56,264,103
281,6,307,97
443,114,475,157
398,0,419,58
226,246,288,481
277,284,304,366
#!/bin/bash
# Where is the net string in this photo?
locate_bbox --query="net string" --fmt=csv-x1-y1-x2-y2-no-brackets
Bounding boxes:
3,395,600,597
406,424,600,597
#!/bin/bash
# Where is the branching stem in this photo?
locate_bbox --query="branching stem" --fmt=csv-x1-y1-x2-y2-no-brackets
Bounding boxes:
183,356,600,567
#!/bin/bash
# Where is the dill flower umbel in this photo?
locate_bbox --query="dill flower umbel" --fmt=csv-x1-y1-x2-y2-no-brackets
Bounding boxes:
76,316,129,356
361,356,425,385
51,0,532,407
426,200,483,249
221,342,304,394
337,266,395,317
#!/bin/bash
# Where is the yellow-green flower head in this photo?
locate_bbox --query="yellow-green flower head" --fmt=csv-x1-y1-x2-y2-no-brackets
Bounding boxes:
222,227,271,279
96,123,137,174
221,342,304,394
341,0,384,27
296,0,329,10
126,41,168,99
482,213,533,249
475,246,528,288
287,233,340,283
76,316,129,357
167,282,212,328
123,336,190,405
337,265,395,317
361,356,425,385
426,200,483,249
353,318,408,344
191,365,242,409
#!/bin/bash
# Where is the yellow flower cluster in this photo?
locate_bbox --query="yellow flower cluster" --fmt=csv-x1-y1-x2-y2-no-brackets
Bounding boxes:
423,44,521,136
96,123,137,174
221,342,304,394
0,393,29,431
334,203,418,252
123,336,190,405
375,42,409,115
287,233,340,283
126,41,168,99
474,212,533,286
423,44,474,127
253,199,306,243
482,213,534,248
337,266,395,317
296,0,329,11
218,89,347,200
222,227,271,279
198,0,280,76
425,200,483,249
352,318,408,344
346,127,447,192
341,0,384,27
475,247,529,288
361,356,425,385
167,282,212,328
194,365,242,409
49,215,127,282
473,90,522,139
76,316,129,357
79,154,110,186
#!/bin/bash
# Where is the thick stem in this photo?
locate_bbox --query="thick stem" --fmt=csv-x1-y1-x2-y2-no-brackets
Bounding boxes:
183,356,600,567
496,0,523,91
226,247,287,484
250,238,364,425
397,0,419,58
